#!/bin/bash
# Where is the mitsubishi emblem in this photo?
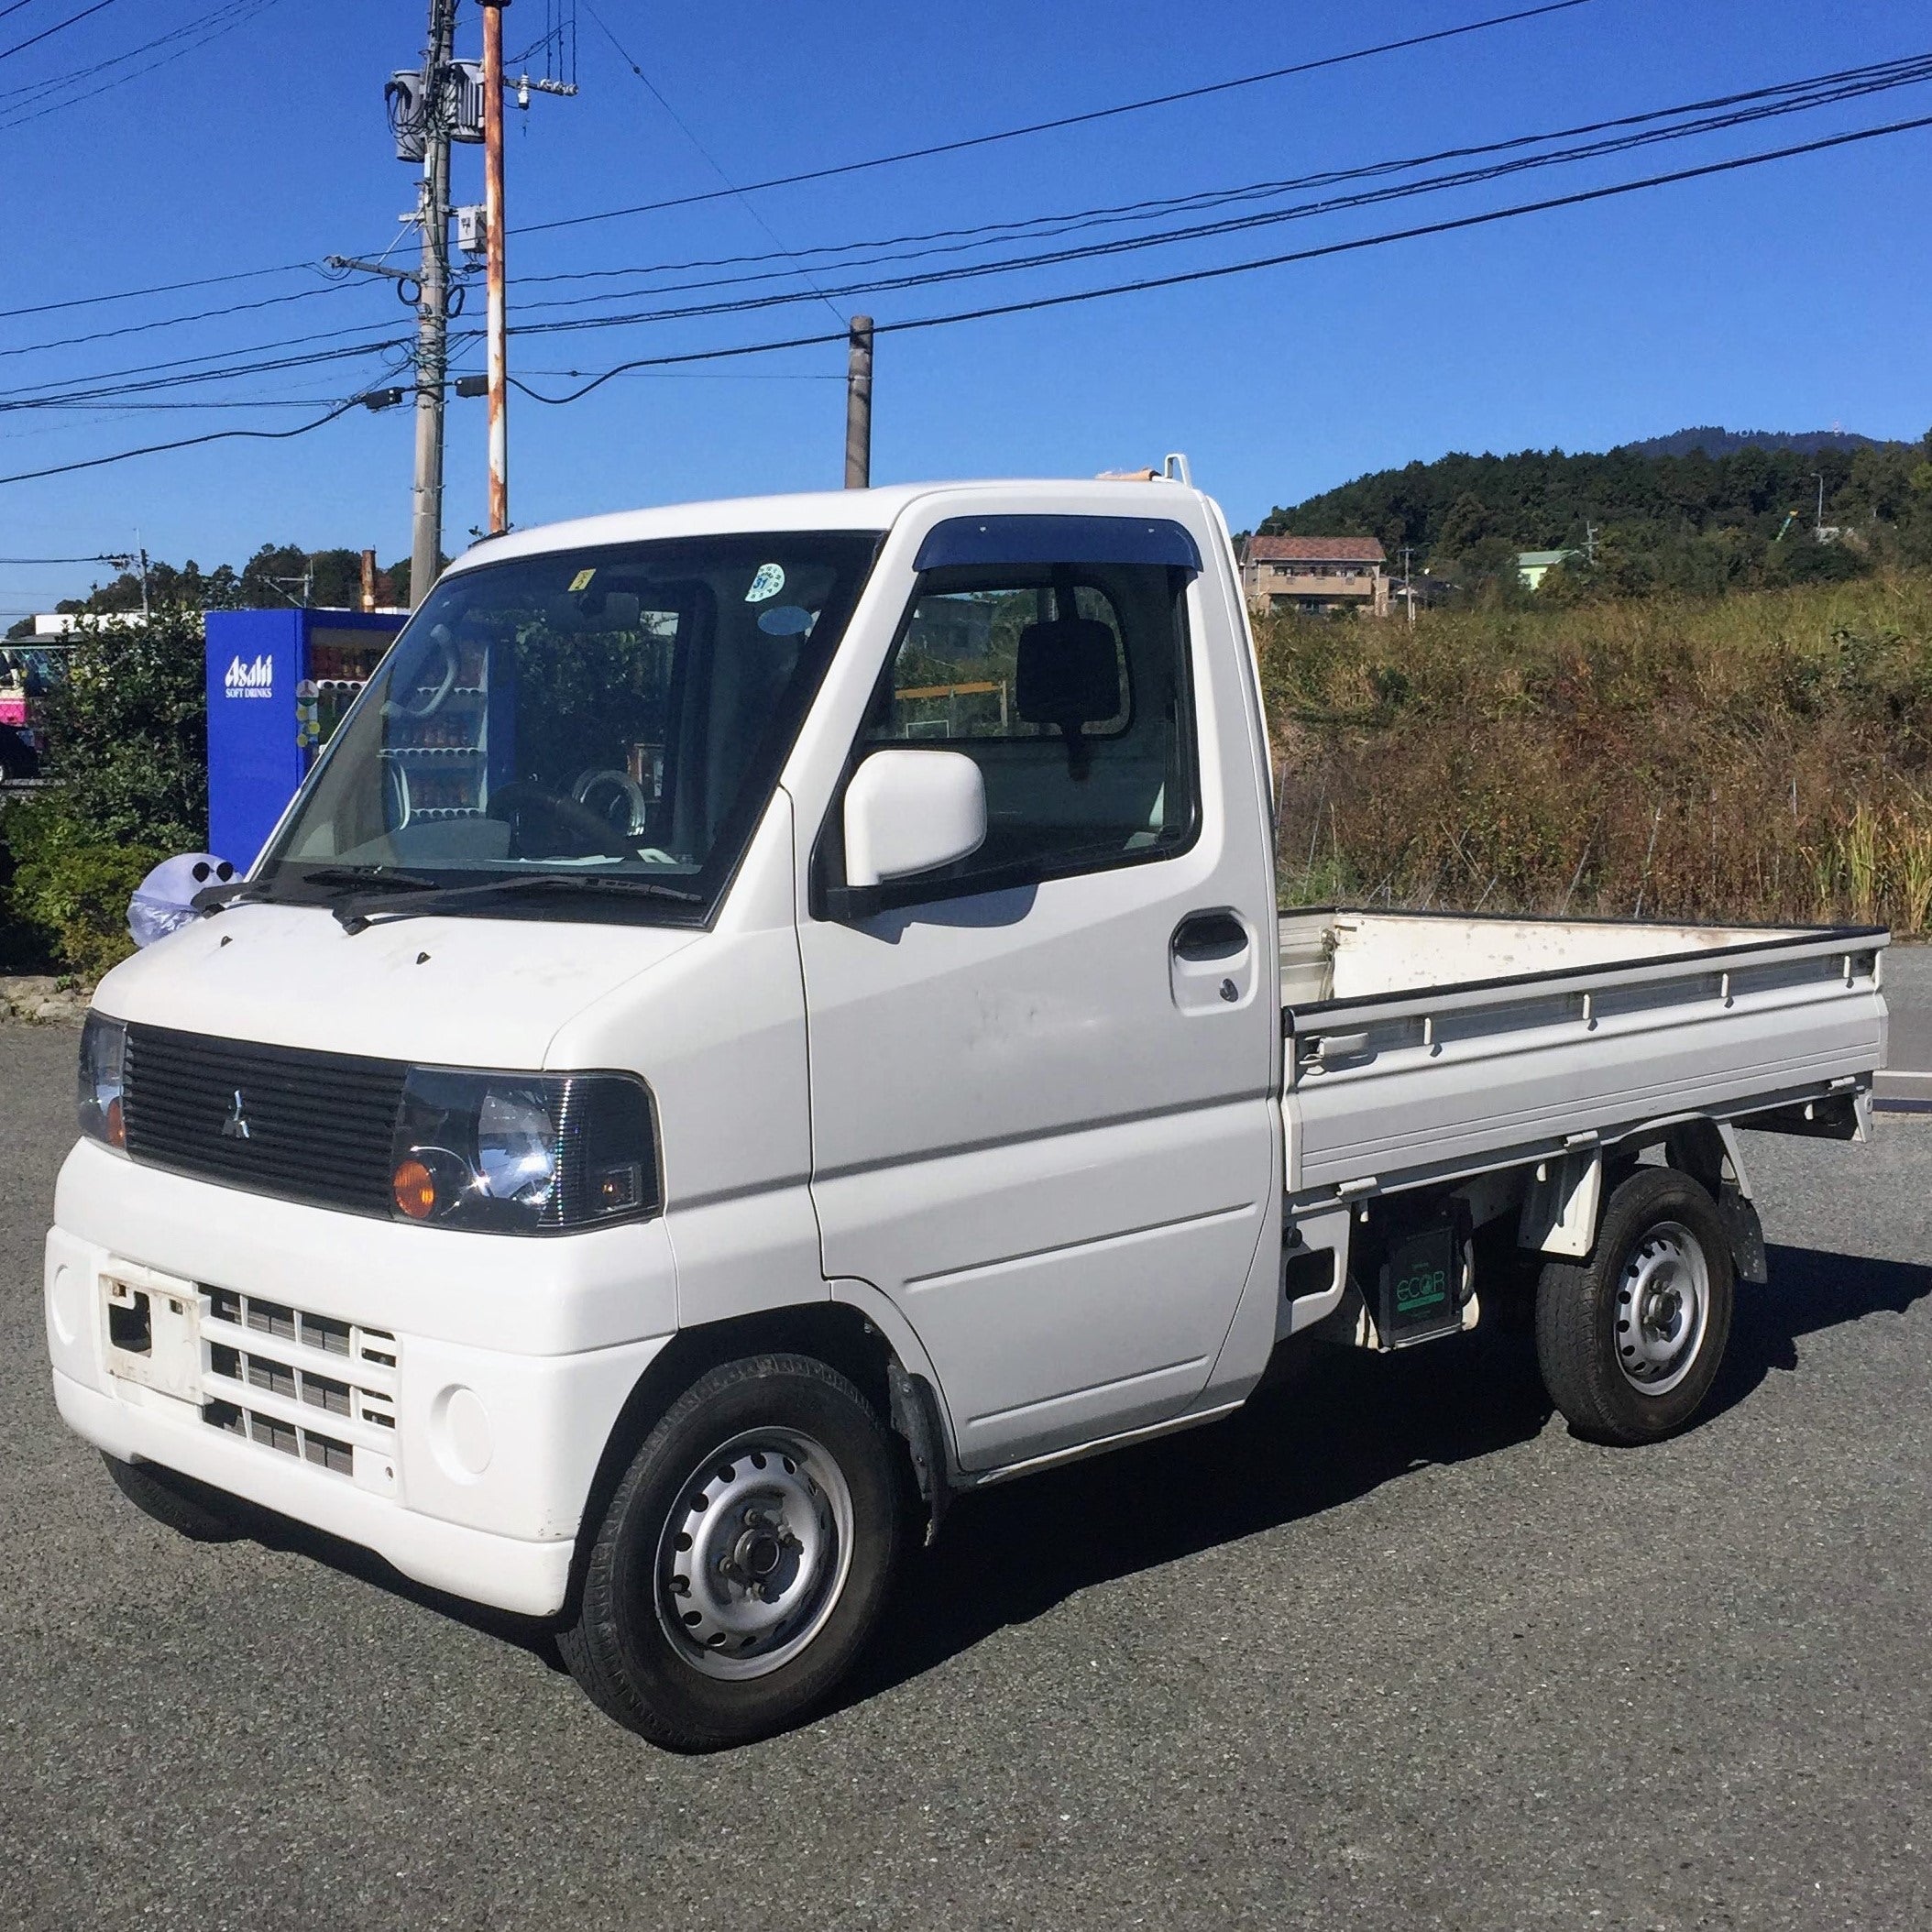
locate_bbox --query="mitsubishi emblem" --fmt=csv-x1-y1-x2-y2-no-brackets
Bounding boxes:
220,1089,252,1141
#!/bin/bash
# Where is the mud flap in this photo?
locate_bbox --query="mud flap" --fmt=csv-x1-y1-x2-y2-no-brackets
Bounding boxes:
1718,1184,1769,1286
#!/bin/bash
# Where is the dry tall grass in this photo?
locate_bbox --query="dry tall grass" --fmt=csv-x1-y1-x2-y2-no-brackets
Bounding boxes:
1260,574,1932,931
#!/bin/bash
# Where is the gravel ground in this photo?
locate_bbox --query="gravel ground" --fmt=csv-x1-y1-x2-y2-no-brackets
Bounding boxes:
2,1004,1927,1931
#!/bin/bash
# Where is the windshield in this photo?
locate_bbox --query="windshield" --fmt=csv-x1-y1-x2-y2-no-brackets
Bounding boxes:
261,530,881,919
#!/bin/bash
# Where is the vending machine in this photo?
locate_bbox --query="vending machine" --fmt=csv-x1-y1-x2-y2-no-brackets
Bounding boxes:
205,608,407,866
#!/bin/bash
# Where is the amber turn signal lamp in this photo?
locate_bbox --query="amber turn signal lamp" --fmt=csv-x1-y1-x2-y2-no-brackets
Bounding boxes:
391,1156,437,1220
104,1096,126,1151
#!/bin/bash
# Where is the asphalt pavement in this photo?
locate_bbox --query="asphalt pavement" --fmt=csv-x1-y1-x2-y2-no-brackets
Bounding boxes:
3,971,1929,1931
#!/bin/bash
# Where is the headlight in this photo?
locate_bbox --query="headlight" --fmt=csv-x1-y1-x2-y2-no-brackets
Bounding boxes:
389,1067,656,1233
77,1011,127,1151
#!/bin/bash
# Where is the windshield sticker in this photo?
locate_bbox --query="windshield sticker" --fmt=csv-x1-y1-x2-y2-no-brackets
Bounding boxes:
567,567,597,593
757,605,813,637
745,562,785,603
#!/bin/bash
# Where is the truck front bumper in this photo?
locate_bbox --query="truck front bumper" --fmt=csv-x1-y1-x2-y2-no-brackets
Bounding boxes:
45,1139,675,1619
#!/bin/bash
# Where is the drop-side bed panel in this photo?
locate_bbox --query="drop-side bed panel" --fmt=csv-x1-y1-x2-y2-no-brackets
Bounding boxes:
1280,923,1886,1196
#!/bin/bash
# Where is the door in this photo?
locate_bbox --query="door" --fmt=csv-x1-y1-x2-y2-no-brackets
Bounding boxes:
798,513,1279,1468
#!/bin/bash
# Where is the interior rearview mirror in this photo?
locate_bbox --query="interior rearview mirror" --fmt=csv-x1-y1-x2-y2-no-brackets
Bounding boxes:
843,749,986,892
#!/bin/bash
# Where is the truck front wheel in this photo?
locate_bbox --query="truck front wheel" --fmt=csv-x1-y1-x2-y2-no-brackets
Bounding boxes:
560,1353,904,1750
1534,1167,1736,1445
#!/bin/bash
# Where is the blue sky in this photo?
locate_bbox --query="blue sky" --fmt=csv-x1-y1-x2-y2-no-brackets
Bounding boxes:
3,0,1930,616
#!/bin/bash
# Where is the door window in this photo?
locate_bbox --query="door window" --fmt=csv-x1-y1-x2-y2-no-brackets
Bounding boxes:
843,558,1199,904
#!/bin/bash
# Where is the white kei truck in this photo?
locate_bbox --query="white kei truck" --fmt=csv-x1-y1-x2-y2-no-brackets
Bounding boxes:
47,474,1887,1749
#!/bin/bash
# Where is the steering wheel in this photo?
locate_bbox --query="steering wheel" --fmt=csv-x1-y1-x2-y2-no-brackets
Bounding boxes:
571,766,650,837
488,780,632,859
383,626,459,720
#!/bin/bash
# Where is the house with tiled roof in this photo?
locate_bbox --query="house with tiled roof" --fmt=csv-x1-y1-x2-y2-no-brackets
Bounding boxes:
1240,534,1389,618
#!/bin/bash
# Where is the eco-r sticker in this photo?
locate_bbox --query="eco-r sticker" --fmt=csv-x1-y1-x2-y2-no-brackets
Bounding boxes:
567,567,597,593
745,562,785,602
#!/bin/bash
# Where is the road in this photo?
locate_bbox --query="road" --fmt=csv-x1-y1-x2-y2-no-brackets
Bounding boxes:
2,978,1928,1930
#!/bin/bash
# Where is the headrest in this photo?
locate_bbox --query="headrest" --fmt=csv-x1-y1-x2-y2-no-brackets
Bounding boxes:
1015,616,1121,727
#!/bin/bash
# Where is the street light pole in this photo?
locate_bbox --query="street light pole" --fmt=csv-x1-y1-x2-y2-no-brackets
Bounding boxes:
480,0,510,535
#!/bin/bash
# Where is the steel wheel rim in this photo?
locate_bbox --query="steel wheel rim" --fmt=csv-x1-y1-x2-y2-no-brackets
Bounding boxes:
1612,1218,1711,1396
653,1427,855,1681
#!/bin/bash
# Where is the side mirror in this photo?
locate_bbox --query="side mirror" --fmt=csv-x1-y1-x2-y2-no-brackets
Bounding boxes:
843,749,985,891
128,852,236,948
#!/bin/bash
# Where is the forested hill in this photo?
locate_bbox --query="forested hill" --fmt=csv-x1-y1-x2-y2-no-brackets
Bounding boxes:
1257,430,1932,593
1617,426,1878,460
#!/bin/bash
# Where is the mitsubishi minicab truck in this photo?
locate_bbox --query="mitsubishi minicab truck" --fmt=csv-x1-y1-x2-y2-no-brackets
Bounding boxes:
46,473,1888,1748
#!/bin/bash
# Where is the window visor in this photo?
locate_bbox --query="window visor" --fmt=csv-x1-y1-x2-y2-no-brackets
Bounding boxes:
912,513,1202,574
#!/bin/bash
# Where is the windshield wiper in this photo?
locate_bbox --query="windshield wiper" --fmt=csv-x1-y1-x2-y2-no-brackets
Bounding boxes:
194,865,440,917
333,870,707,933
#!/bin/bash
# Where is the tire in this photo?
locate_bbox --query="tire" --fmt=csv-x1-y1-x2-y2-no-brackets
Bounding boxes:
103,1453,244,1542
1534,1166,1735,1445
559,1353,904,1751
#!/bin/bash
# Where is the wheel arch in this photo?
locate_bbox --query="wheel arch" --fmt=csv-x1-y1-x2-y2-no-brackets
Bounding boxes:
561,1299,942,1619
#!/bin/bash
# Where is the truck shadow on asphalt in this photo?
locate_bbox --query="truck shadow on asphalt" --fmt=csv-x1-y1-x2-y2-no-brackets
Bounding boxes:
228,1242,1927,1705
837,1240,1929,1710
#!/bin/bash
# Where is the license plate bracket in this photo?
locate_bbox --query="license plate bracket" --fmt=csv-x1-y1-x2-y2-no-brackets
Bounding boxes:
103,1266,203,1406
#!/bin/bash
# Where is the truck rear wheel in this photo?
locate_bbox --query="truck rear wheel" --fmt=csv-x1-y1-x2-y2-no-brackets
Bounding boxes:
559,1353,904,1750
1534,1167,1735,1445
103,1453,244,1542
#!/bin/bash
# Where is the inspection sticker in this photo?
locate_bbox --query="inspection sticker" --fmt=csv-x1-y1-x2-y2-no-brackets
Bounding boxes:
745,562,785,602
567,567,597,593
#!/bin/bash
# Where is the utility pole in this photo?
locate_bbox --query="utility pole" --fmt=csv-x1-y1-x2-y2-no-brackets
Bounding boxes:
1811,470,1826,539
480,0,510,533
844,315,873,488
410,0,456,607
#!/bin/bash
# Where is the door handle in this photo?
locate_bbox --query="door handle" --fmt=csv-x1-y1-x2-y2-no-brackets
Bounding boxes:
1171,909,1249,963
1303,1030,1372,1068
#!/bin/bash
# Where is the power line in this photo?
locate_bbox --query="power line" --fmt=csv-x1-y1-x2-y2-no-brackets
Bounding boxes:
514,0,1605,240
13,106,1927,463
0,0,121,63
0,329,417,408
510,108,1932,404
0,275,378,360
497,71,1932,341
0,0,1592,318
8,72,1925,483
0,393,375,488
0,0,280,133
8,48,1916,372
508,51,1932,304
578,0,846,326
5,55,1914,414
0,258,327,324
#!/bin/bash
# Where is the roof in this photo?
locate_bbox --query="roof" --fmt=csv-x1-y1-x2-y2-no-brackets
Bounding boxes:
1245,534,1386,565
1516,549,1580,567
445,478,1214,577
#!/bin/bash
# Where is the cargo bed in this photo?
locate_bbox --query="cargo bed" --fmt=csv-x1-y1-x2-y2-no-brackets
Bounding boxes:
1279,909,1888,1198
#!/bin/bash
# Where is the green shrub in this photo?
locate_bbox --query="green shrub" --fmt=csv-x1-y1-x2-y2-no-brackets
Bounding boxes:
3,796,165,980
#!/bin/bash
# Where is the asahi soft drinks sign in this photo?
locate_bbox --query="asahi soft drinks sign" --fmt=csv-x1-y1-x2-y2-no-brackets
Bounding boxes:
223,653,274,698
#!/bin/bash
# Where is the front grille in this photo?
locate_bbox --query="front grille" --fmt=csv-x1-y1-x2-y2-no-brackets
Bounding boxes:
201,1287,399,1483
124,1024,407,1218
